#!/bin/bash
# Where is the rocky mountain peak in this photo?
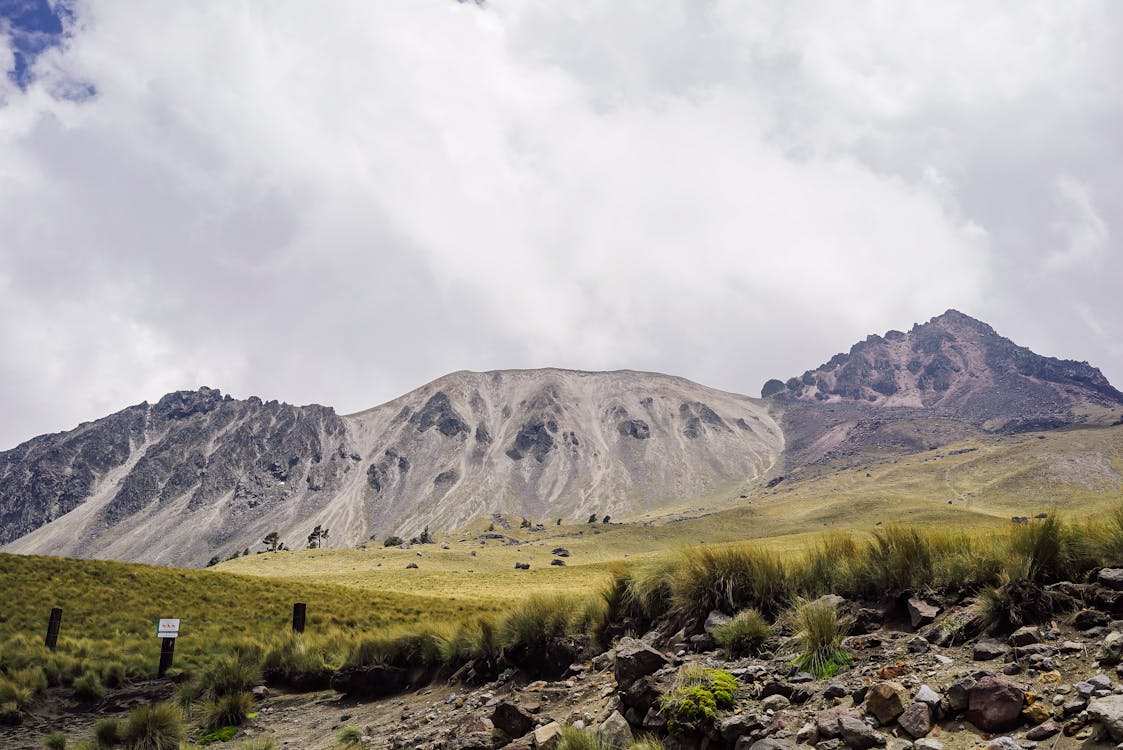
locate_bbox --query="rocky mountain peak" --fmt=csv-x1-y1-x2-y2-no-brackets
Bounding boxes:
763,311,1123,424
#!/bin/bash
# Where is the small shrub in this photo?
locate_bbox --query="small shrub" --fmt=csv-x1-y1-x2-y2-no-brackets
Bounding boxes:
336,726,363,746
659,667,737,736
73,671,105,701
121,702,183,750
790,597,851,678
712,608,770,658
199,655,261,697
383,536,403,547
101,661,127,689
42,731,67,750
628,740,666,750
198,725,238,745
201,692,253,730
666,544,789,619
93,717,121,747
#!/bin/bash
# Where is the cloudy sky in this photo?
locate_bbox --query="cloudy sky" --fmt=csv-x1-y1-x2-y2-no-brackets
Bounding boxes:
1,0,1120,450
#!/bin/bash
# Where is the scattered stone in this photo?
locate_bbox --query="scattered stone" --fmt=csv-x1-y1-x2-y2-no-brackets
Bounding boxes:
898,702,933,738
973,637,1009,661
764,694,792,711
406,562,419,569
907,598,940,629
825,683,849,700
1022,701,1050,725
1008,627,1040,647
1098,631,1123,665
1073,609,1108,630
915,685,940,710
907,636,930,654
866,681,909,724
1025,721,1061,740
743,739,793,750
967,677,1025,732
838,714,887,749
914,740,943,750
982,737,1020,750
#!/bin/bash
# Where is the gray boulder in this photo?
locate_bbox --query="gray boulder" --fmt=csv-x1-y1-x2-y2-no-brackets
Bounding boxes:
1088,694,1123,741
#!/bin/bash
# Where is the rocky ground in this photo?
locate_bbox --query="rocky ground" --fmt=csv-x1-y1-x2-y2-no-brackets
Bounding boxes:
12,573,1123,750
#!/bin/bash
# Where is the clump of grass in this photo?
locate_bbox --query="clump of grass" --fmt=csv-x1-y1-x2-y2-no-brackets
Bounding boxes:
199,654,261,697
557,726,609,750
790,597,851,678
261,633,337,689
120,702,183,750
712,608,770,658
347,628,444,669
72,670,105,701
92,717,121,747
628,739,666,750
336,725,363,746
239,739,278,750
658,667,738,736
200,691,254,730
665,543,789,620
42,731,67,750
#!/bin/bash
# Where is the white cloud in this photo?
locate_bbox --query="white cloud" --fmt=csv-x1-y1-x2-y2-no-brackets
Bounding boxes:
1046,174,1108,270
0,0,1121,447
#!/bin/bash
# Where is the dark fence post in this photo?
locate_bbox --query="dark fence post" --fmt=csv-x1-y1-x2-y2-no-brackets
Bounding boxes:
292,602,306,633
158,637,176,677
44,607,62,650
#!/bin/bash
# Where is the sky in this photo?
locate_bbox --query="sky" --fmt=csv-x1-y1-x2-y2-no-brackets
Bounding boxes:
0,0,1121,450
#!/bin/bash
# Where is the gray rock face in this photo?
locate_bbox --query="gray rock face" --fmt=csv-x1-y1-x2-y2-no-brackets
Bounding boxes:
595,711,633,749
1,370,784,566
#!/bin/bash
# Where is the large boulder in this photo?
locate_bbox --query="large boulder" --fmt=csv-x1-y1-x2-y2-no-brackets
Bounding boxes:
967,677,1024,732
596,711,633,749
1097,631,1123,665
866,681,909,724
705,610,732,633
533,721,563,749
1088,695,1123,741
613,637,669,690
491,701,535,740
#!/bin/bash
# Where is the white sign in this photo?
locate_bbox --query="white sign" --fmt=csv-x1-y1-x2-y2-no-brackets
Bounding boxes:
157,619,180,639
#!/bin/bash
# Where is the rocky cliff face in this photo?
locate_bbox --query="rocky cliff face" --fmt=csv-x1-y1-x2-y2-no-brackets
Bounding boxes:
1,388,352,566
1,371,783,566
763,310,1123,469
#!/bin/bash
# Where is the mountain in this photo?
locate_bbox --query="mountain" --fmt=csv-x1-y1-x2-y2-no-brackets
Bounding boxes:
762,309,1123,469
0,370,782,566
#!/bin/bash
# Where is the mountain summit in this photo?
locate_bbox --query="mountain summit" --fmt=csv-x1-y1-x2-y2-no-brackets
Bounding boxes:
764,309,1123,422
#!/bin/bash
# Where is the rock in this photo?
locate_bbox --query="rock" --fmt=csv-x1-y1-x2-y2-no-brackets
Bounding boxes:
797,722,819,744
533,721,563,749
1060,640,1084,653
907,598,940,629
825,683,849,700
838,715,886,749
866,682,909,724
1008,627,1040,647
705,610,733,633
791,672,815,684
1098,569,1123,591
914,740,943,750
449,732,499,750
742,740,793,750
816,740,845,750
1022,700,1050,725
885,740,912,750
914,685,940,711
967,677,1025,733
907,636,930,654
1089,695,1123,740
1073,608,1108,629
250,685,269,700
982,737,1019,750
1001,663,1021,676
946,676,976,713
1025,721,1061,740
613,637,669,690
1063,696,1088,716
897,703,933,738
764,694,792,711
854,608,885,634
406,562,419,569
1100,631,1123,665
721,712,767,742
514,562,530,570
491,701,535,740
595,711,633,749
974,638,1009,661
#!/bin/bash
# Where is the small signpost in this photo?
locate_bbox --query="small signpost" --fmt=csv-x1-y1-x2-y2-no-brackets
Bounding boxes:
156,619,180,677
44,607,63,650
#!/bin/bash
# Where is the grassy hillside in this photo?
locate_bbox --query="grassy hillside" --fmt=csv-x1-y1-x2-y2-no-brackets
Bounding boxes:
0,553,503,679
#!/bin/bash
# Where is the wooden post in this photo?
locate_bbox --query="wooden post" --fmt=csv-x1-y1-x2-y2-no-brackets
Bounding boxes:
292,602,306,633
44,607,62,650
158,637,176,677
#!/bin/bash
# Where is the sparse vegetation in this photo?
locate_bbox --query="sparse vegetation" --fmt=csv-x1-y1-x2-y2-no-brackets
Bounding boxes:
712,608,770,658
120,702,183,750
42,731,67,750
659,667,738,736
336,725,363,746
789,597,852,678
